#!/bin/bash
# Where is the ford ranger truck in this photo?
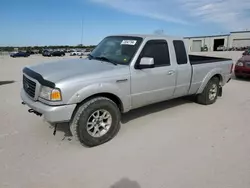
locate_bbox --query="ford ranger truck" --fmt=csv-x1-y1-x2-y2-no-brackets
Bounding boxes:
21,35,233,147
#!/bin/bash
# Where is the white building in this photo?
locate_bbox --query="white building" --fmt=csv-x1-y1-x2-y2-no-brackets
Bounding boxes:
184,31,250,52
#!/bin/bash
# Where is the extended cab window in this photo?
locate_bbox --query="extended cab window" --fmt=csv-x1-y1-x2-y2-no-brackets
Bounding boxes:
140,40,170,67
173,40,188,65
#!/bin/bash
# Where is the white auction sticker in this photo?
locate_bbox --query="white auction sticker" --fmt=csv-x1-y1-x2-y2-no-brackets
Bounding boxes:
121,40,137,45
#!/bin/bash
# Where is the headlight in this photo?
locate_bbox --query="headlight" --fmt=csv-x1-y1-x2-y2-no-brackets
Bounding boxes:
39,86,62,101
236,61,244,66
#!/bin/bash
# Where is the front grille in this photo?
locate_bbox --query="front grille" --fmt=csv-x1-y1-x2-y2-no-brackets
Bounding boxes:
23,75,36,98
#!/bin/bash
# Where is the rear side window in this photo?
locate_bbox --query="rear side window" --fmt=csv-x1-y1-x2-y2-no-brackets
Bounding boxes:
173,40,188,65
140,40,170,67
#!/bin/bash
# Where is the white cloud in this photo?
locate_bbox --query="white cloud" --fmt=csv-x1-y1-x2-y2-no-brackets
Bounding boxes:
90,0,250,30
180,0,250,30
90,0,190,24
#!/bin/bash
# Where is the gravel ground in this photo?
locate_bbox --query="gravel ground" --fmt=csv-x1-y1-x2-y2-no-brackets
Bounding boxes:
0,53,250,188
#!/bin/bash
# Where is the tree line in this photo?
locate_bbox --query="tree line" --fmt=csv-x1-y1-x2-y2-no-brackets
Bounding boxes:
0,45,97,52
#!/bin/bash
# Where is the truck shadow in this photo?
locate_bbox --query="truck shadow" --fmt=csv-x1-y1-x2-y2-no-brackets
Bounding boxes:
0,80,15,86
52,97,194,139
109,178,141,188
121,97,194,124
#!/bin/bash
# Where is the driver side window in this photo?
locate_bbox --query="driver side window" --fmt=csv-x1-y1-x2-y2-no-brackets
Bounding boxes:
138,40,170,67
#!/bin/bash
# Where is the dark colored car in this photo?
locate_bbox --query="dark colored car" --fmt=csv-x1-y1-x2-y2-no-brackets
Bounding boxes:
26,50,35,55
10,51,30,58
234,55,250,78
42,50,53,57
51,51,65,56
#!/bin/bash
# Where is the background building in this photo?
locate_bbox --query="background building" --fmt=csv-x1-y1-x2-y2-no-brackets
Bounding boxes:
184,31,250,52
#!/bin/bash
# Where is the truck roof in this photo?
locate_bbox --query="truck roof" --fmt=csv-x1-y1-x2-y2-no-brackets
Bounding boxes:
108,34,184,41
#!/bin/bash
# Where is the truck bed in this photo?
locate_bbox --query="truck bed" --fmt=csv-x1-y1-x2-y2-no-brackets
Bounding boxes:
189,55,232,65
188,55,233,95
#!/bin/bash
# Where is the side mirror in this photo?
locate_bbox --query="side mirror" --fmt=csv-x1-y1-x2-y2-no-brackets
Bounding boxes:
137,57,155,69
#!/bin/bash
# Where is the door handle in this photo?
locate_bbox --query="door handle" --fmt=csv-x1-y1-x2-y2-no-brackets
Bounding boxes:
167,70,175,75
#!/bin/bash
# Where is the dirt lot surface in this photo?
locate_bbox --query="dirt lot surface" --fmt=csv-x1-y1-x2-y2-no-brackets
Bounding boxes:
1,53,250,188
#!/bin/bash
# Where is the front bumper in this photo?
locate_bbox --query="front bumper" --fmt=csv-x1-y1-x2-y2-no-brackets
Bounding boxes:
21,89,76,123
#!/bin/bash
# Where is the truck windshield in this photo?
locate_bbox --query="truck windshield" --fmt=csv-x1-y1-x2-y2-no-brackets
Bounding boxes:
89,36,143,65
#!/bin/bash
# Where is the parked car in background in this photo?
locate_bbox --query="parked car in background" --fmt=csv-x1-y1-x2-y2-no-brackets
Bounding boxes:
201,45,208,52
51,50,65,56
10,51,30,58
68,49,75,53
229,46,250,51
9,51,18,56
42,50,53,57
242,49,250,56
70,50,77,56
26,50,35,55
217,46,226,51
82,49,92,56
234,55,250,78
21,34,233,147
70,50,83,56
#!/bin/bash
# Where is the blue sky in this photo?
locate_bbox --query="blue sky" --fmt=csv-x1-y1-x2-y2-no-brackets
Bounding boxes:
1,0,250,46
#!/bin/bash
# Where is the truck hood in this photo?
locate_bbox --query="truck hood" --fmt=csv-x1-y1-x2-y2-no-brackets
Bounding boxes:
27,58,128,83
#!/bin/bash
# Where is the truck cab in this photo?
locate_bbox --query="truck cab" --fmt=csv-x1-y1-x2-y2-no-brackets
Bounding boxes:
129,36,192,108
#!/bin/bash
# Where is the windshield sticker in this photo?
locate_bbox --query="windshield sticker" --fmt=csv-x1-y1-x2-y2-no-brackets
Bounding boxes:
121,40,137,45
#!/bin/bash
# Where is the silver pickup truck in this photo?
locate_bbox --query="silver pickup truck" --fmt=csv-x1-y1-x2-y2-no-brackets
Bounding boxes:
21,34,233,147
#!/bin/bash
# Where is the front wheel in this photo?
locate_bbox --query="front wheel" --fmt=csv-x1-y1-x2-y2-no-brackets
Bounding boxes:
196,77,219,105
70,97,121,147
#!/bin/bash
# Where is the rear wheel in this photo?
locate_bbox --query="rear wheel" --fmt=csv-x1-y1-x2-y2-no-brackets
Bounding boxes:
70,97,121,147
196,77,219,105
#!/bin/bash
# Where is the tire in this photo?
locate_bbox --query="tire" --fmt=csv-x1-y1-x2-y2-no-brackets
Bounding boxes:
70,97,121,147
235,75,242,79
196,77,219,105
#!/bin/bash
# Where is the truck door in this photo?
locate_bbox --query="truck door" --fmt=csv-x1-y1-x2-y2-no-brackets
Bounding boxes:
130,40,177,109
172,40,192,97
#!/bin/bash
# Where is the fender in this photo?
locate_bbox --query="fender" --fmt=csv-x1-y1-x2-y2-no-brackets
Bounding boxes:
67,83,131,112
197,68,223,94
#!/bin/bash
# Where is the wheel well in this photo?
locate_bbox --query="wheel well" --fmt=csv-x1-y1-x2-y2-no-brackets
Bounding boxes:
79,93,123,112
212,74,223,85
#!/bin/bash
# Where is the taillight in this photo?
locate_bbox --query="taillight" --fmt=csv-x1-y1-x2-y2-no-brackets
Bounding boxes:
230,63,234,73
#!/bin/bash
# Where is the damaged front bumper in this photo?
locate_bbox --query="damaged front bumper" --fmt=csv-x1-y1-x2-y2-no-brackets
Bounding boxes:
21,89,76,123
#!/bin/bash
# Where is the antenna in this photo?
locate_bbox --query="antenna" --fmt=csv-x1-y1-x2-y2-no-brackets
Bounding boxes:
154,29,164,35
80,17,84,58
